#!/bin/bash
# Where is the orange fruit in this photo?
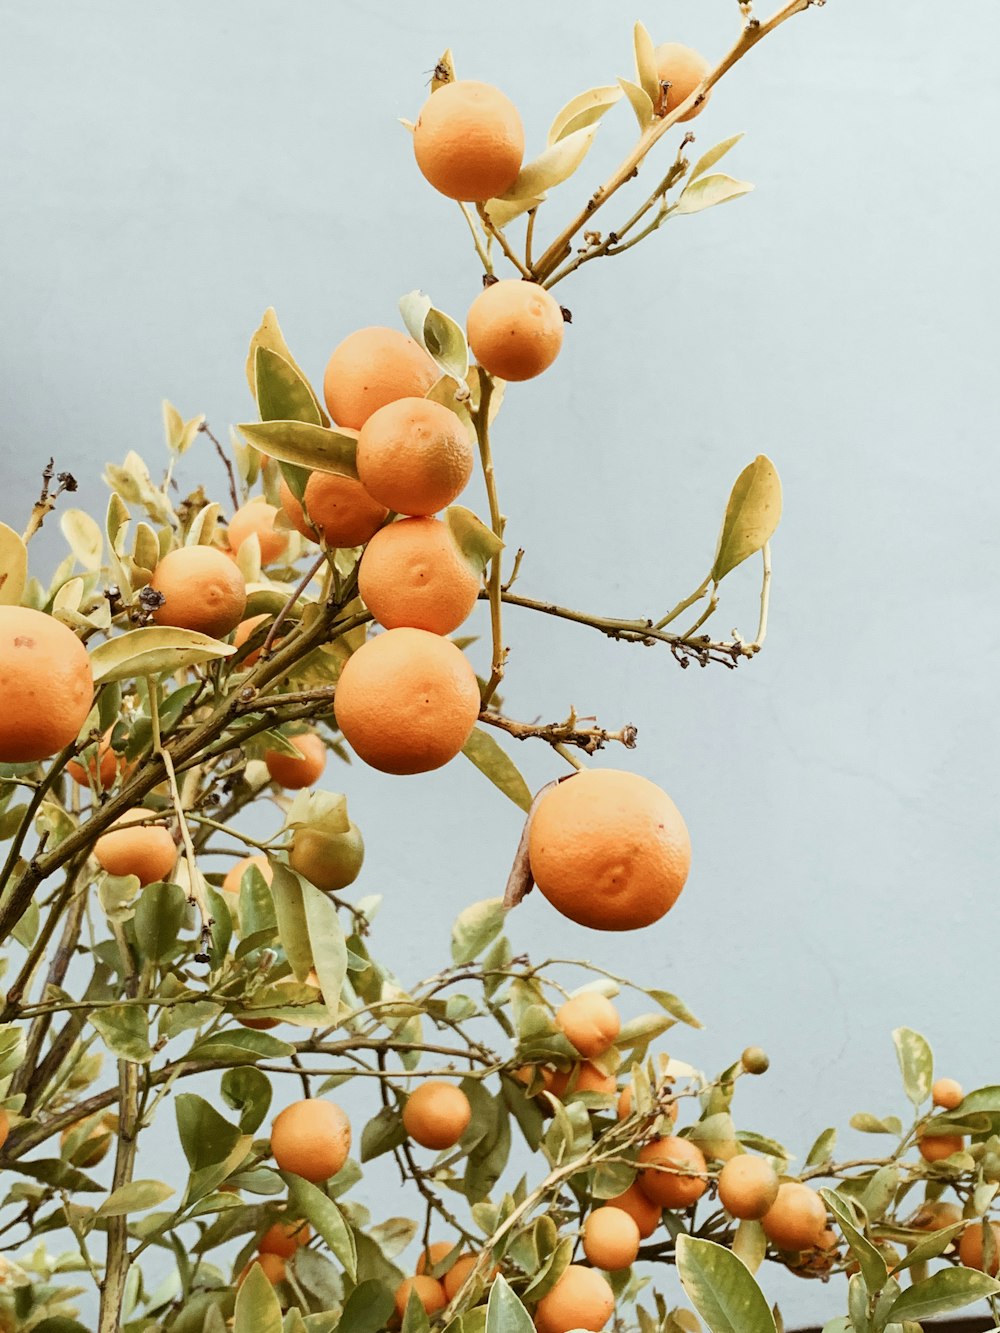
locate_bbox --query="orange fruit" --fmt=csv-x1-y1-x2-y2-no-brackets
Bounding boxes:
617,1084,676,1122
0,607,93,763
534,1264,615,1333
278,471,387,549
467,280,564,382
638,1136,707,1209
223,854,272,898
233,613,271,667
333,628,480,775
270,1099,351,1182
358,517,481,635
323,327,437,431
289,819,364,893
527,769,691,931
604,1182,661,1239
0,1109,8,1153
932,1077,964,1110
150,545,247,639
556,993,620,1060
912,1200,963,1232
416,1241,458,1276
66,729,120,789
582,1207,641,1271
394,1275,447,1319
238,1253,286,1287
228,501,288,565
918,1131,965,1163
356,398,473,517
442,1253,497,1302
717,1156,781,1220
263,732,326,789
61,1113,117,1167
413,80,524,202
94,808,177,886
761,1183,828,1251
402,1081,472,1150
549,1063,617,1099
654,43,712,121
259,1217,311,1258
958,1220,1000,1274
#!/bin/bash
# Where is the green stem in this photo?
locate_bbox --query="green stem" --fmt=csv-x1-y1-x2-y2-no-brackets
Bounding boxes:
473,375,507,704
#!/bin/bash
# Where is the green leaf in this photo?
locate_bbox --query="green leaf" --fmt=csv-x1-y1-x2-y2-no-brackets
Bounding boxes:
850,1112,903,1135
402,1287,431,1333
955,1085,1000,1114
188,1028,294,1064
399,292,469,383
90,625,235,684
688,135,746,184
284,1174,357,1279
444,505,503,576
633,20,660,107
246,307,329,425
233,1258,283,1333
60,509,103,570
618,77,654,130
676,1235,777,1333
486,1274,534,1333
133,880,186,962
97,1179,174,1217
893,1220,966,1272
90,1004,153,1063
498,124,599,201
237,420,358,478
886,1266,1000,1321
732,1220,767,1275
301,879,348,1013
255,346,323,426
893,1027,933,1106
0,522,28,606
547,85,622,146
451,897,506,966
673,174,754,217
820,1189,887,1294
462,729,531,813
646,988,702,1028
270,863,312,982
711,456,782,583
175,1093,243,1173
360,1104,408,1162
337,1280,395,1333
221,1067,273,1134
805,1127,837,1167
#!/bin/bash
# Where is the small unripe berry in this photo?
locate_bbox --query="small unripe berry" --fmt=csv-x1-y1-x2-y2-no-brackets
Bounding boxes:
741,1046,769,1075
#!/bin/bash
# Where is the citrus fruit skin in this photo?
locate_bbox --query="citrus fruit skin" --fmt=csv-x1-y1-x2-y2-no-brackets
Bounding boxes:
912,1200,963,1232
467,279,564,382
93,808,177,886
402,1081,472,1150
583,1207,641,1271
270,1099,351,1182
413,80,524,201
442,1254,496,1301
289,822,365,892
259,1217,311,1258
233,613,271,667
222,854,272,898
604,1181,661,1239
278,470,388,549
717,1155,781,1220
228,501,288,565
416,1241,457,1276
323,327,437,430
264,732,326,789
0,607,94,763
932,1077,964,1109
654,43,712,121
66,729,120,789
527,769,691,931
918,1131,965,1163
958,1220,1000,1274
556,993,621,1059
333,628,480,775
534,1264,615,1333
150,545,247,639
549,1063,617,1100
761,1183,828,1251
638,1136,708,1209
359,517,481,635
0,1109,8,1153
356,398,474,517
238,1253,286,1286
394,1275,447,1319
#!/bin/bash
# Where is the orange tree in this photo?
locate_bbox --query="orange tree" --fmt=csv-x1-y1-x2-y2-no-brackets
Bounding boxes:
0,7,998,1333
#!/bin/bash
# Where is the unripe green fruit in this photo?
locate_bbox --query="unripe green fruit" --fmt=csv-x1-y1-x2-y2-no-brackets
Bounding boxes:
289,822,365,891
741,1047,769,1075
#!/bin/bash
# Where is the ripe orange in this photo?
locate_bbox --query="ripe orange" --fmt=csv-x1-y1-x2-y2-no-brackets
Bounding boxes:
259,1217,311,1258
534,1264,615,1333
912,1200,963,1232
527,769,691,931
0,1109,8,1153
356,398,473,517
323,327,437,431
549,1063,617,1099
654,43,712,121
413,80,524,202
403,1081,472,1150
442,1254,497,1302
958,1220,1000,1275
717,1155,781,1220
761,1183,828,1251
604,1182,661,1239
333,628,480,775
233,613,271,667
278,471,387,549
394,1275,447,1319
223,854,272,898
416,1241,458,1276
358,517,481,635
0,607,93,763
289,818,364,893
66,729,120,789
933,1077,964,1110
638,1136,707,1209
270,1099,351,1183
263,732,326,789
918,1131,965,1163
228,501,288,565
582,1207,641,1270
467,279,564,382
94,808,177,886
238,1253,285,1286
150,545,247,639
555,993,620,1060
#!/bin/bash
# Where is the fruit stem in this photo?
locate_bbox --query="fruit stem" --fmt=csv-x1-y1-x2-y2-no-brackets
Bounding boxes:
472,375,507,706
457,203,493,275
476,203,533,279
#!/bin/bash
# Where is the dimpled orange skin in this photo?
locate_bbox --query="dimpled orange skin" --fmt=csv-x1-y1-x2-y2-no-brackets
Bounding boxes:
356,398,474,517
323,327,437,431
259,1217,312,1259
150,545,248,639
583,1207,641,1271
534,1264,615,1333
359,517,481,635
238,1253,286,1287
66,729,120,789
222,854,272,897
528,769,691,931
918,1131,965,1163
93,808,177,886
228,501,288,565
413,80,525,202
263,732,326,789
638,1136,708,1209
761,1183,828,1251
270,1099,351,1183
556,993,621,1060
233,613,270,667
717,1155,781,1220
549,1063,617,1100
933,1077,964,1109
402,1081,472,1150
654,43,712,121
0,607,94,763
278,470,388,549
466,279,564,382
394,1275,447,1319
604,1181,662,1239
958,1221,1000,1275
333,628,480,775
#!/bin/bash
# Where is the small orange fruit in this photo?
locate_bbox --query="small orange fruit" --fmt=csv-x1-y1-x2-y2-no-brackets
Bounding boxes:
259,1217,311,1258
582,1207,641,1271
223,854,272,898
233,613,271,667
416,1241,458,1276
0,1109,9,1153
150,545,247,639
912,1200,963,1232
604,1181,661,1239
958,1220,1000,1275
61,1112,117,1167
94,808,176,886
932,1078,964,1110
238,1253,286,1286
264,732,326,789
228,501,288,565
467,279,564,382
555,993,621,1060
394,1275,447,1319
402,1081,472,1150
0,607,93,763
718,1156,781,1220
323,327,437,431
527,769,691,931
761,1183,828,1251
333,628,480,775
654,43,711,121
534,1264,615,1333
918,1131,965,1163
66,729,120,790
638,1136,707,1209
356,398,473,517
442,1253,497,1301
270,1099,351,1183
278,470,387,549
359,517,481,635
549,1063,617,1100
617,1084,676,1122
289,818,364,893
413,80,524,202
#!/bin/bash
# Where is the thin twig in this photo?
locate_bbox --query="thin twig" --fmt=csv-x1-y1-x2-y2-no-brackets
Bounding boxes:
198,422,239,511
